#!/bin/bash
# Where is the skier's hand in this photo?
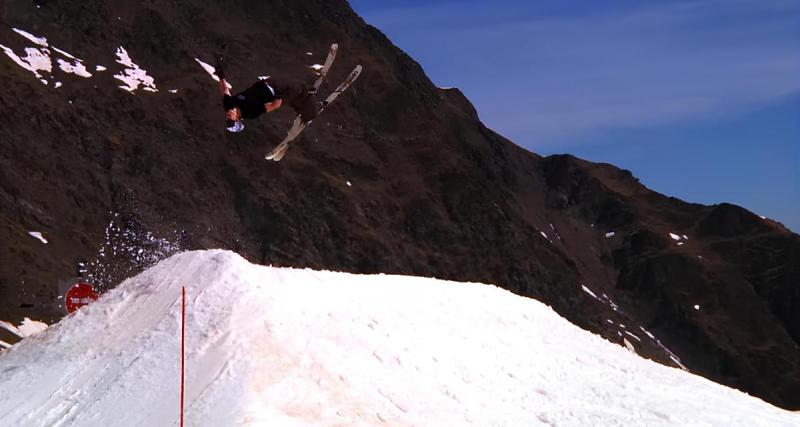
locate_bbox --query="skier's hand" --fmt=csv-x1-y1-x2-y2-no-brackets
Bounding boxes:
215,55,226,79
266,99,283,113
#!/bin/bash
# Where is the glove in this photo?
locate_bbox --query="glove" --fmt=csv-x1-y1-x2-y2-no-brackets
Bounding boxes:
215,55,226,79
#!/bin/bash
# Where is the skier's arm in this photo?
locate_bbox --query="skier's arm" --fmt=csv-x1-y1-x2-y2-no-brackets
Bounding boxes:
219,78,231,96
266,99,283,112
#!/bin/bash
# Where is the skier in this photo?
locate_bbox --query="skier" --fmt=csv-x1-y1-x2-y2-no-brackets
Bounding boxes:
216,57,320,133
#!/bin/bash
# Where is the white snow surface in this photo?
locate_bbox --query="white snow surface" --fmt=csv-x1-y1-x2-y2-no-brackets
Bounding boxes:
605,231,615,238
0,250,797,427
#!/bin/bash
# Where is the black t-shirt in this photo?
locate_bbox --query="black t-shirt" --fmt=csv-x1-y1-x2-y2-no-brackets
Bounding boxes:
223,80,278,119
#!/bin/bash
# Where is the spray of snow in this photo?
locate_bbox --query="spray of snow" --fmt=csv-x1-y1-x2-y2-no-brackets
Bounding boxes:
28,231,48,244
0,250,796,426
96,65,107,71
84,213,181,290
309,63,324,71
605,231,615,238
113,46,158,93
670,233,682,241
169,89,178,93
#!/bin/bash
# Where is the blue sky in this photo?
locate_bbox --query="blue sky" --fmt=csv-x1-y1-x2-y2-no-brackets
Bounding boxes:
349,0,800,232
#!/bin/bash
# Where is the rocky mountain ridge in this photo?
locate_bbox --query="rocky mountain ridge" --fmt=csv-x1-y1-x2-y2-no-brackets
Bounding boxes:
1,0,797,409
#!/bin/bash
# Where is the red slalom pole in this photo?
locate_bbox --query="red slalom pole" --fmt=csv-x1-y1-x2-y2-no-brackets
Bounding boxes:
181,286,186,427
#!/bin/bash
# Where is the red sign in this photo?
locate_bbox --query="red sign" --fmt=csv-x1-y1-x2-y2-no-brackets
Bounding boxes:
65,282,99,313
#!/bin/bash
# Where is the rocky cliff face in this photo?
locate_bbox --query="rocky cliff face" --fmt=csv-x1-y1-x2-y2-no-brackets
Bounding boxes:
1,0,797,409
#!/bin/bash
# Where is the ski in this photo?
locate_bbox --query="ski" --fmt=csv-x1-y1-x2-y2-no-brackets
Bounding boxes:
263,43,337,161
313,43,338,92
266,64,362,162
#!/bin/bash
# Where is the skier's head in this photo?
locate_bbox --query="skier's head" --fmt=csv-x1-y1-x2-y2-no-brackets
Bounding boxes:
226,118,245,133
225,104,244,133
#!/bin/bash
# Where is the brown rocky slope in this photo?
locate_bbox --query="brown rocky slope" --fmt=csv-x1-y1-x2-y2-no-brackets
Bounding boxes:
0,0,797,409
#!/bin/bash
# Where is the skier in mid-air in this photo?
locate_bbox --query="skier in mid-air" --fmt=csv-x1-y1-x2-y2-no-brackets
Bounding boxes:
216,56,319,133
209,44,361,161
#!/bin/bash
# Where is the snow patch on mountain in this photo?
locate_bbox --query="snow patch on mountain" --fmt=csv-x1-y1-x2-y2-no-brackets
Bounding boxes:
28,231,48,244
0,44,52,81
12,28,48,46
114,46,158,93
56,58,92,78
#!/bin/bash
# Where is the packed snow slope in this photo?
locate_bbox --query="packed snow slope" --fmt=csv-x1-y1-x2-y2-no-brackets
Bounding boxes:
0,251,796,427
